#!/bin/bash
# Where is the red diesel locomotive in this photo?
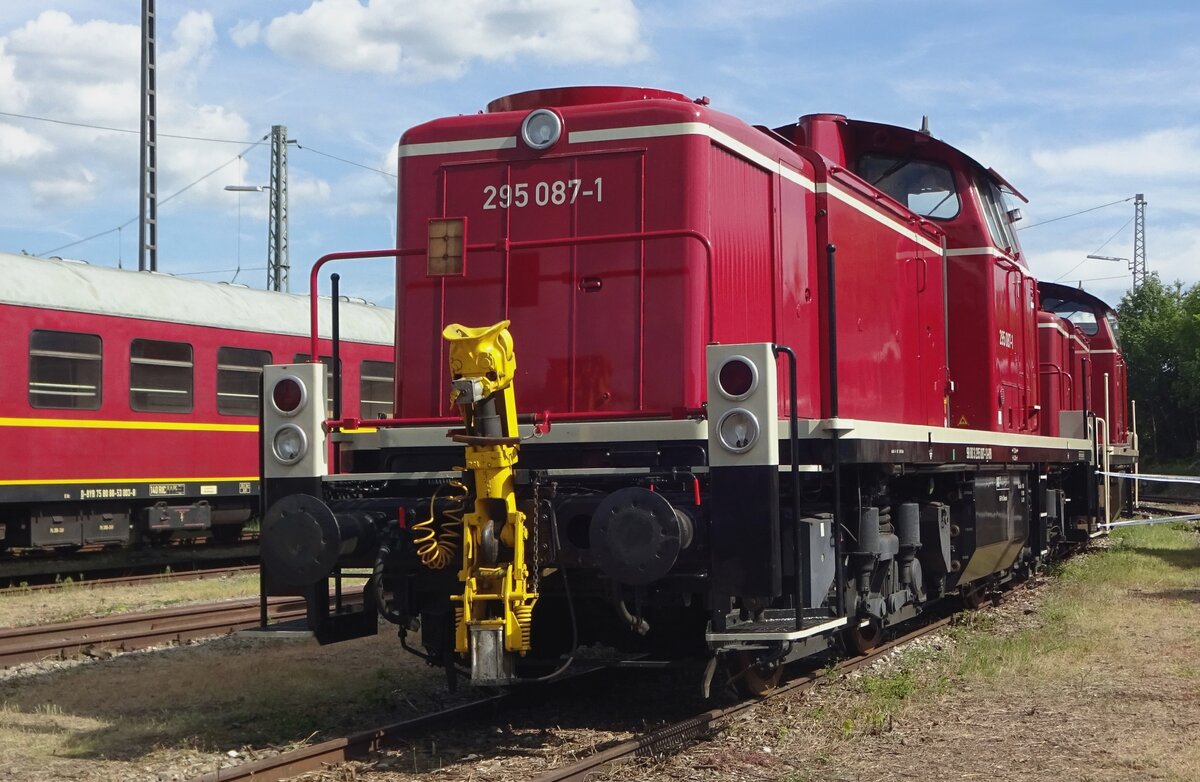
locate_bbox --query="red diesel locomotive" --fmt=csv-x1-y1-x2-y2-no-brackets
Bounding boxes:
258,86,1135,692
0,253,394,556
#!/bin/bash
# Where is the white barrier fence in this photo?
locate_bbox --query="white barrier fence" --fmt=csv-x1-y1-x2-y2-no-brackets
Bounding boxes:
1094,470,1200,530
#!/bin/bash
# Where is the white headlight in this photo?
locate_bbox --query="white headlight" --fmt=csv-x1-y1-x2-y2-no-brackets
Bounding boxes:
716,408,760,453
520,109,562,150
272,424,308,465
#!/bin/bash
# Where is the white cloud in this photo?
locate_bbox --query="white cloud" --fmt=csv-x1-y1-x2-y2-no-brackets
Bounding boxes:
31,168,96,207
0,10,253,220
161,10,217,83
230,19,261,48
1032,128,1200,179
0,122,51,165
0,40,28,109
264,0,646,79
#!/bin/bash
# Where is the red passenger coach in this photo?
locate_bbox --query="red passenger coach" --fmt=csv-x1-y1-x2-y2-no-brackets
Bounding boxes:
0,253,393,554
258,86,1137,693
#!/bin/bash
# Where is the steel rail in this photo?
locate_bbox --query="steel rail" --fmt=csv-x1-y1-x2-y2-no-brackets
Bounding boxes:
189,694,512,782
0,565,260,596
532,616,954,782
0,593,358,667
186,616,952,782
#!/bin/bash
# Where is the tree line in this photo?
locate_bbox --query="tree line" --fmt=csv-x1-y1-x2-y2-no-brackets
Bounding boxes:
1116,274,1200,460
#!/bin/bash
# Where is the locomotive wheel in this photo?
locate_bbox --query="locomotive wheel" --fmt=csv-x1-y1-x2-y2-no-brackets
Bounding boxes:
961,583,986,610
735,651,784,697
843,617,884,655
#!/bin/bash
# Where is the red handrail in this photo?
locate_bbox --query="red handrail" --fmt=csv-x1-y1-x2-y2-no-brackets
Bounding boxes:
307,229,714,364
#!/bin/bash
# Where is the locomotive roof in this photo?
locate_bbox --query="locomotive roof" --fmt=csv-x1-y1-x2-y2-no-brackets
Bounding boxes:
0,252,394,345
1038,280,1117,317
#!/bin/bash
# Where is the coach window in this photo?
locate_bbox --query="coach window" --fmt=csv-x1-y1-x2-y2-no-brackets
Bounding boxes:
217,347,272,416
293,353,337,417
360,360,394,419
857,155,960,220
130,339,193,413
28,330,102,410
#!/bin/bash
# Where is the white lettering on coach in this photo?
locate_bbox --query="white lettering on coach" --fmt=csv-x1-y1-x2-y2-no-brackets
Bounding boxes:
966,446,993,460
999,329,1014,349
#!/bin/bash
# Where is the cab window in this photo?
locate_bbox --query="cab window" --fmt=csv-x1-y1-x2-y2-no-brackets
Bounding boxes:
1043,298,1099,336
976,174,1018,252
858,155,961,219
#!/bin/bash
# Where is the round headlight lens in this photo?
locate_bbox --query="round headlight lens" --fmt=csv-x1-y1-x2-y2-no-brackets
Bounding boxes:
272,424,308,465
717,408,760,453
717,356,758,401
272,376,307,416
520,109,562,150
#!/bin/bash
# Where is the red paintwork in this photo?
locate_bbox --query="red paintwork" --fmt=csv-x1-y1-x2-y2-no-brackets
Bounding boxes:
1037,282,1128,445
391,86,1128,439
0,303,386,486
1037,311,1093,437
786,114,1040,433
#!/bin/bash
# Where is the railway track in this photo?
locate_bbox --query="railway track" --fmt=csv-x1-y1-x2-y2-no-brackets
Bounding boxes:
0,594,338,667
0,535,260,588
0,565,260,595
185,616,953,782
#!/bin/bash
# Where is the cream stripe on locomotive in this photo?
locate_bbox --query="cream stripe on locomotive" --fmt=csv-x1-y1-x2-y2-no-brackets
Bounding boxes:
399,120,947,256
569,122,944,255
0,416,258,433
360,415,1092,455
945,246,1021,261
1038,320,1092,351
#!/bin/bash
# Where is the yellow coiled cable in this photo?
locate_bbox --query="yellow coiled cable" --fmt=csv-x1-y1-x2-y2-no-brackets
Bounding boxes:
411,479,467,570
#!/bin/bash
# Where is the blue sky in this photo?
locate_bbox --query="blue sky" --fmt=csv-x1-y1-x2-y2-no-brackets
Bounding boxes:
1,0,1197,307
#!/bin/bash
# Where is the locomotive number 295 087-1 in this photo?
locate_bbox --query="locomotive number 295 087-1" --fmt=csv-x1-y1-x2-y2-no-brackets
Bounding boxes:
483,177,603,210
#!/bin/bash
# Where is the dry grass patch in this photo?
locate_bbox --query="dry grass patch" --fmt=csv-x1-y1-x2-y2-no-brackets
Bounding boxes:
596,523,1200,782
0,572,263,628
0,630,472,781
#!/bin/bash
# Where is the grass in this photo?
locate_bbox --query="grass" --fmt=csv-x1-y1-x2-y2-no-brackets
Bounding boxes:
0,632,457,767
762,522,1200,779
0,572,263,628
951,524,1200,683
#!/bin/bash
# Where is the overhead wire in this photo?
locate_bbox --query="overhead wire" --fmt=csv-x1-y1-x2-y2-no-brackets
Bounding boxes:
1053,215,1135,283
37,137,269,257
1018,196,1134,231
294,142,397,179
0,109,262,145
13,107,400,264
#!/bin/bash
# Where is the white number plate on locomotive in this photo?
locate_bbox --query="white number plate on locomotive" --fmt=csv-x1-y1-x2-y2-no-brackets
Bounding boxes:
483,177,603,210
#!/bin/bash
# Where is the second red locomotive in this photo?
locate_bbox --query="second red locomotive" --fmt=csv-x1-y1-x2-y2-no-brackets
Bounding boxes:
257,86,1135,692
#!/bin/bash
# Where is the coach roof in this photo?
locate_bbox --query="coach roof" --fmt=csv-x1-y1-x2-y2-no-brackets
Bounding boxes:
0,252,394,345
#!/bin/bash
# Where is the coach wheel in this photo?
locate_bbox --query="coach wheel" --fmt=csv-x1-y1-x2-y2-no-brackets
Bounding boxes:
843,616,884,656
735,650,784,697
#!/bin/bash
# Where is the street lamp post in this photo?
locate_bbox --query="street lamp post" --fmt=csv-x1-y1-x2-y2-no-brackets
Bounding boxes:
224,183,288,292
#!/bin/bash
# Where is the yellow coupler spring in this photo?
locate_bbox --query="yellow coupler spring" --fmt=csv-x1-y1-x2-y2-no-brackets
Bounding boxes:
442,321,537,657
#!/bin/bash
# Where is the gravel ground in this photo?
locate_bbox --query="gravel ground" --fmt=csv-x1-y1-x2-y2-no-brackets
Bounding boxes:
0,523,1196,782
